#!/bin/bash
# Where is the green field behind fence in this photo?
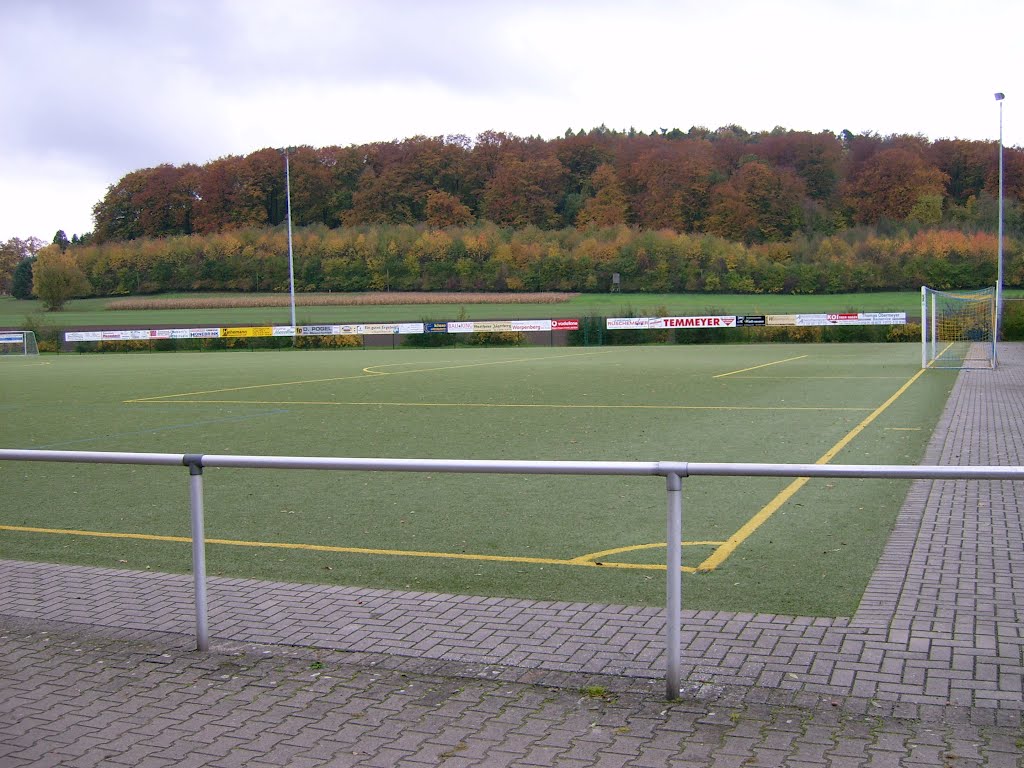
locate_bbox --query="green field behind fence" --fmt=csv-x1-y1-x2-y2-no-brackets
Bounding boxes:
0,343,957,616
0,291,938,329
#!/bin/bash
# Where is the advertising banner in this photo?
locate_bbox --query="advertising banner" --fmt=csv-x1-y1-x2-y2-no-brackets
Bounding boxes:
651,316,737,329
552,319,579,331
735,315,766,326
425,322,449,333
299,325,338,336
794,312,907,326
509,320,552,332
607,317,653,329
220,326,274,338
360,323,402,335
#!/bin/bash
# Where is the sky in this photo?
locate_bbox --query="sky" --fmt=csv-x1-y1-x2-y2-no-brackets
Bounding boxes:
1,0,1021,245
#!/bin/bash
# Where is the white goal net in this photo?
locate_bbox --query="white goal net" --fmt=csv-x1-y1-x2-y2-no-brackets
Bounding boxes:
0,331,40,356
920,286,995,369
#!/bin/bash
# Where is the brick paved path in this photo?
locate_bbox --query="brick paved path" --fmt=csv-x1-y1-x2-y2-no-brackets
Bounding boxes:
2,617,1021,768
2,345,1023,766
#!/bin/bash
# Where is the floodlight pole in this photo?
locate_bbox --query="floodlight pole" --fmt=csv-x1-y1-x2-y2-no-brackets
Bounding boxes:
284,148,297,333
995,93,1005,359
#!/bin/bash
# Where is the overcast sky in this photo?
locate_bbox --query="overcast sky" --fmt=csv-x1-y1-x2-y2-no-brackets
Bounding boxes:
1,0,1021,244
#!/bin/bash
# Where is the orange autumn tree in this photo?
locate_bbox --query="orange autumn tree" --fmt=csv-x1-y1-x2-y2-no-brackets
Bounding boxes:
844,147,949,223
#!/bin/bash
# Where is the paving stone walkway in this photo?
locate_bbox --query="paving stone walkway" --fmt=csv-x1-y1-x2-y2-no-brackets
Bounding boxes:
2,345,1023,766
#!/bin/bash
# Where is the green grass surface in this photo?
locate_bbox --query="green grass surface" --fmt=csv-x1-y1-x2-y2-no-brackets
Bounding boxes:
0,291,956,329
0,344,956,616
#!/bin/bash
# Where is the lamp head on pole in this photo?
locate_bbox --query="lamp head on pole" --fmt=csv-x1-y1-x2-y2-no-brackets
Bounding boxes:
995,92,1005,101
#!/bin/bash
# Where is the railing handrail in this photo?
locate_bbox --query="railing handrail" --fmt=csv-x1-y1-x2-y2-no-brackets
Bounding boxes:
3,447,1023,700
3,449,1024,480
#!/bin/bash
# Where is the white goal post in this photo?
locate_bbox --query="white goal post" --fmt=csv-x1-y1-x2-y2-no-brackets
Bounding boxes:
0,331,40,356
920,286,996,369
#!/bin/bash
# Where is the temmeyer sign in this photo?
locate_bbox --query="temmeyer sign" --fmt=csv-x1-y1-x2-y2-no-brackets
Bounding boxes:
607,316,736,330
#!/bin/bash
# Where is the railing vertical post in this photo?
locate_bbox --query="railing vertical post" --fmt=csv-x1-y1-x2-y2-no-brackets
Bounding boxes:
185,456,209,651
665,471,682,700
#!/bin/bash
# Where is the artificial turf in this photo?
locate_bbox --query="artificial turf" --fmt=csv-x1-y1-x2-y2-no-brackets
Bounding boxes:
0,343,957,616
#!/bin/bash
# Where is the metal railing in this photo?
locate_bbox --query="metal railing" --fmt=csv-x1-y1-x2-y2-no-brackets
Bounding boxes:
2,448,1022,699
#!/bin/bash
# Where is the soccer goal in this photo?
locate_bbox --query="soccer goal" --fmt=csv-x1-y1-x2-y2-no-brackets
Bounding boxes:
0,331,40,356
920,286,996,369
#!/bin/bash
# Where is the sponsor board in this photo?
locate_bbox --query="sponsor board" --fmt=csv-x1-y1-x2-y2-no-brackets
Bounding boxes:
766,315,797,326
300,325,338,336
272,326,296,337
448,320,554,333
509,320,552,332
552,319,579,331
221,326,274,338
607,317,652,329
397,323,425,334
609,316,739,330
794,312,907,327
0,333,25,343
360,323,402,335
67,327,218,342
736,315,766,326
425,322,449,333
652,315,737,329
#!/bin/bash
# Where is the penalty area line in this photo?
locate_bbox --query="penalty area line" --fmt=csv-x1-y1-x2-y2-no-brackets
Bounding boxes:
713,355,808,378
696,366,929,573
0,525,699,572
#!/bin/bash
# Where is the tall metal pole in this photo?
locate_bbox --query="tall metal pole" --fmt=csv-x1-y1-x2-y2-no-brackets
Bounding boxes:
285,149,297,331
995,93,1005,360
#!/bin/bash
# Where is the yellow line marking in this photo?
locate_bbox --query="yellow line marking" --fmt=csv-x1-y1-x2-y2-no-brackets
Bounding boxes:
725,376,906,380
124,399,871,412
696,366,929,573
572,541,725,563
713,355,808,378
125,351,611,402
0,524,698,572
924,342,957,368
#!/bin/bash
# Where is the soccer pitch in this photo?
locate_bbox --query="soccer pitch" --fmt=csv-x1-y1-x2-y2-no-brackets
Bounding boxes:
0,344,957,616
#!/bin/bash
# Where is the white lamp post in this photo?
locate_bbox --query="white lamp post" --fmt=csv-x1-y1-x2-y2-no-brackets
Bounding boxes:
995,93,1005,359
283,147,297,332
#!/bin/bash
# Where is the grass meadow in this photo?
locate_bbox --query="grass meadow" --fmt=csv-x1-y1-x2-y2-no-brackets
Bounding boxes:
0,343,957,617
2,291,936,330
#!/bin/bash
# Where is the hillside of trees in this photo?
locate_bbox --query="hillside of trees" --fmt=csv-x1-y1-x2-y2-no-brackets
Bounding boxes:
4,125,1023,307
89,126,1022,244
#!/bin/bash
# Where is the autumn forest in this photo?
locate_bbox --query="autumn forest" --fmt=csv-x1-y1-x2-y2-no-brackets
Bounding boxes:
5,125,1024,302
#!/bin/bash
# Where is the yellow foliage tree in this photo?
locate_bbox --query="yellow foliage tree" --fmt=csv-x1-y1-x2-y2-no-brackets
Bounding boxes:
32,245,91,310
